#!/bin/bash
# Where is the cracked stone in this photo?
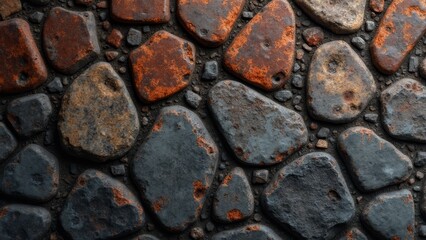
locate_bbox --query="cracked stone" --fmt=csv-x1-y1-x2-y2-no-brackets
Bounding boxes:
307,41,376,123
0,122,17,161
302,27,324,47
262,152,355,240
111,0,170,23
337,228,368,240
60,169,145,240
212,225,282,240
58,62,140,162
131,106,218,232
208,80,307,166
0,0,21,19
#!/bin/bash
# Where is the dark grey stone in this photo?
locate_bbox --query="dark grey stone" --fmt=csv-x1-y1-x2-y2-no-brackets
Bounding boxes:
337,228,368,240
110,164,126,176
317,127,330,139
185,90,202,109
262,152,355,240
0,144,59,202
131,106,218,232
365,20,375,32
29,12,44,23
0,122,17,161
202,61,218,81
208,80,307,166
364,113,379,123
292,74,304,89
142,26,150,33
0,204,51,240
252,169,269,184
133,234,159,240
338,127,412,192
60,169,145,240
362,190,414,240
351,36,366,50
415,152,426,167
408,56,419,73
127,28,142,46
212,224,282,240
274,90,293,102
47,77,64,93
7,93,52,137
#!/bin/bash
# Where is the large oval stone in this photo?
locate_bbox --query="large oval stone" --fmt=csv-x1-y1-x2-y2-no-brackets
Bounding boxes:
58,62,140,162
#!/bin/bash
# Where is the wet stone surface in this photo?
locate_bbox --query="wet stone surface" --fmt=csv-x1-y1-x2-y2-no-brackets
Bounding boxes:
212,224,282,240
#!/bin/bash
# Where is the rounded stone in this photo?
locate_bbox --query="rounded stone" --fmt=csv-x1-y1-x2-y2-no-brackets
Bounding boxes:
211,224,282,240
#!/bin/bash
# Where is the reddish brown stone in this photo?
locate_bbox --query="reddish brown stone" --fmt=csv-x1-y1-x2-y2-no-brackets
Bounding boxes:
0,0,21,19
43,7,100,74
371,0,426,74
129,30,196,103
106,29,123,48
370,0,384,13
302,27,324,47
74,0,92,6
177,0,245,47
0,18,47,93
111,0,170,24
224,0,295,91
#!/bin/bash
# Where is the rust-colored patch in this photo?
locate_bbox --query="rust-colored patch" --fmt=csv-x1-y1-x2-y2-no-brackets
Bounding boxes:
193,180,207,201
152,119,163,132
152,197,167,213
391,237,401,240
106,29,123,48
226,209,243,221
111,188,131,206
370,0,384,13
222,174,233,185
246,225,260,231
0,208,7,218
111,0,170,23
196,136,215,154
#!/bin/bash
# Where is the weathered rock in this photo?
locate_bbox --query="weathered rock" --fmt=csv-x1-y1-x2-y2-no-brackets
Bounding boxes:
177,0,245,47
202,60,218,81
0,144,59,202
274,90,293,102
185,90,202,109
0,123,17,161
252,169,269,184
213,167,254,223
133,235,159,240
132,106,218,232
262,152,355,240
0,0,21,19
338,127,412,192
212,225,282,240
0,18,47,93
362,190,415,240
307,41,376,123
58,62,140,162
371,0,426,74
106,29,123,48
370,0,384,13
302,27,324,47
7,94,52,137
60,169,145,240
130,31,195,103
43,7,100,74
208,80,307,166
127,28,142,46
0,204,51,240
223,0,296,91
295,0,366,34
337,228,368,240
381,78,426,142
111,0,170,23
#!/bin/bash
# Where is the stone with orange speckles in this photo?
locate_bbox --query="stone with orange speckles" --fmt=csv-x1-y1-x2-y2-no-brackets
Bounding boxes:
177,0,246,47
307,41,376,124
43,7,100,74
208,80,307,166
337,228,368,240
337,127,412,192
0,18,47,93
212,224,282,240
60,169,145,240
106,29,123,48
130,31,196,103
213,167,254,223
371,0,426,74
111,0,170,23
132,106,218,232
362,190,414,240
223,0,295,91
370,0,384,13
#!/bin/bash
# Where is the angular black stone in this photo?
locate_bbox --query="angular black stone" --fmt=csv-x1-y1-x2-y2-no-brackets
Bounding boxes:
0,122,17,161
132,106,218,232
262,152,355,240
337,228,368,240
202,61,218,81
212,224,282,240
252,169,269,184
208,80,307,166
47,77,63,93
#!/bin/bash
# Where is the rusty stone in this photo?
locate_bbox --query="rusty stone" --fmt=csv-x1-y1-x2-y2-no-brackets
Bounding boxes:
371,0,426,74
177,0,245,47
0,18,47,93
0,0,21,19
130,30,196,103
302,27,324,47
111,0,170,24
43,7,100,74
337,228,368,240
223,0,295,91
370,0,384,13
106,29,123,48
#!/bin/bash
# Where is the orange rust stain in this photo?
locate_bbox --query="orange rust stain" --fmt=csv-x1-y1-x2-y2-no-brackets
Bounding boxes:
193,180,207,201
153,197,167,213
111,0,170,23
196,136,215,154
404,193,413,204
152,119,163,132
246,225,260,231
111,188,131,206
222,174,233,185
0,208,7,218
226,209,243,221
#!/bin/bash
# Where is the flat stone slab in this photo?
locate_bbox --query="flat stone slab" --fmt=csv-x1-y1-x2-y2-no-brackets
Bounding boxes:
208,80,307,166
0,122,17,161
223,0,295,91
178,0,245,47
307,41,376,123
338,127,413,192
0,144,59,202
130,31,196,103
111,0,170,23
0,204,51,240
211,224,282,240
60,169,145,240
337,228,368,240
262,152,355,240
371,0,426,74
58,62,140,162
131,106,218,232
381,78,426,143
213,167,254,223
362,190,415,240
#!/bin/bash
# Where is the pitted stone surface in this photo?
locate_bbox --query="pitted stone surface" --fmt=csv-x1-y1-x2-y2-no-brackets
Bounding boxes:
209,80,307,166
381,78,426,143
262,152,355,240
212,225,282,240
0,144,59,202
132,106,218,232
58,62,139,162
213,167,254,223
60,169,145,240
338,127,413,192
0,123,17,161
177,0,245,47
362,190,415,240
337,228,368,240
0,204,51,240
307,41,376,123
111,0,170,24
223,0,296,91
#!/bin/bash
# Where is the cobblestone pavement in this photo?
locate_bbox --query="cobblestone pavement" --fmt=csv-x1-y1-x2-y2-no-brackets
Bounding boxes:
0,0,426,239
